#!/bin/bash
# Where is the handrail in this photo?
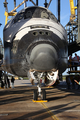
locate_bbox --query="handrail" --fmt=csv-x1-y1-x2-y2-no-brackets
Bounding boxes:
69,0,77,22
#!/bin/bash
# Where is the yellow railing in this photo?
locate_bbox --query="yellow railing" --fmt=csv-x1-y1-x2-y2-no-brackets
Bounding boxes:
69,0,77,22
4,0,28,25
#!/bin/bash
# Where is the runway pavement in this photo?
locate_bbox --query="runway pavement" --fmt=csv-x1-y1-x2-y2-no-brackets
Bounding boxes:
0,79,80,120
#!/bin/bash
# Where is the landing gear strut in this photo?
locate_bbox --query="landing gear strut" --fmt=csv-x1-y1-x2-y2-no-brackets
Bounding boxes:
33,83,46,101
29,69,58,101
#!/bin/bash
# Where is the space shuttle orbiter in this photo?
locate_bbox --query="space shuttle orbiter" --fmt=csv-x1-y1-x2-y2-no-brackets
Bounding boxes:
3,6,68,100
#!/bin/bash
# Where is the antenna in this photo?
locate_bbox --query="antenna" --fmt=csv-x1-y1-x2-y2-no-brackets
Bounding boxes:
14,0,16,12
36,0,38,6
58,0,60,22
3,0,8,12
44,0,48,8
14,0,16,8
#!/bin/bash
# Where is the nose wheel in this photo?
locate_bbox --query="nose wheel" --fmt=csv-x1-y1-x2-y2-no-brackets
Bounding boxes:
42,89,46,100
33,90,38,100
30,70,48,102
33,89,46,101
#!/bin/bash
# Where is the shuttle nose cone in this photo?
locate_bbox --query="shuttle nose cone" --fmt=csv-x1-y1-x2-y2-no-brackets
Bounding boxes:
30,44,58,71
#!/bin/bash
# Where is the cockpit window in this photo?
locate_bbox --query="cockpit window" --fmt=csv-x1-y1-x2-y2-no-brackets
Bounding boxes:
24,7,57,22
24,7,49,19
14,12,24,23
41,10,49,19
49,13,58,22
25,10,32,18
13,7,58,23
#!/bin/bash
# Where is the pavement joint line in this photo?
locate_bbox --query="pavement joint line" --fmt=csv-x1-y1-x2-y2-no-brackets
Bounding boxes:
53,110,80,112
40,102,59,120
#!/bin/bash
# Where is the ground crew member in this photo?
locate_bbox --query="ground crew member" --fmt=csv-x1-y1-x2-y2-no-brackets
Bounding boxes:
11,76,15,88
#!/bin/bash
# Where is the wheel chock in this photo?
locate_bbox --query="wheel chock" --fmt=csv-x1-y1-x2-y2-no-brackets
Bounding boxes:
0,87,4,89
45,86,54,88
32,100,48,102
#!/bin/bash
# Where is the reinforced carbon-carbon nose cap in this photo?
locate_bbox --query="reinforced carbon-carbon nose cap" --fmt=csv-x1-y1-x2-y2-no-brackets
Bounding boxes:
30,44,58,70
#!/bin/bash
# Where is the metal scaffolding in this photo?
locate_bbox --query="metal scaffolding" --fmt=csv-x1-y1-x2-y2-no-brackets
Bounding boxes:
65,0,80,55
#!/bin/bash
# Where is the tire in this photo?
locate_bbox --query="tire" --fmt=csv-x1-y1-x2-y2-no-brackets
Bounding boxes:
33,90,38,100
42,89,46,100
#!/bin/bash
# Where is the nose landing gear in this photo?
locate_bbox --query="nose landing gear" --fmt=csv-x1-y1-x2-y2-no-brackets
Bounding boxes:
29,69,58,102
33,82,47,102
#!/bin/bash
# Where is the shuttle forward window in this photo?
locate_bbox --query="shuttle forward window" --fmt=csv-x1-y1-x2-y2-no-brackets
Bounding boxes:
24,8,49,19
41,11,49,19
49,13,58,22
14,12,24,23
25,11,32,18
19,13,24,20
13,7,57,23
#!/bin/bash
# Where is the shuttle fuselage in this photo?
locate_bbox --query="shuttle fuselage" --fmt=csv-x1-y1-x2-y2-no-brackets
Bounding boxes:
3,6,68,87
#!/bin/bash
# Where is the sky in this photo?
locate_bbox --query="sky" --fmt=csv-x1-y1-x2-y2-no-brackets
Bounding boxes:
0,0,79,75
